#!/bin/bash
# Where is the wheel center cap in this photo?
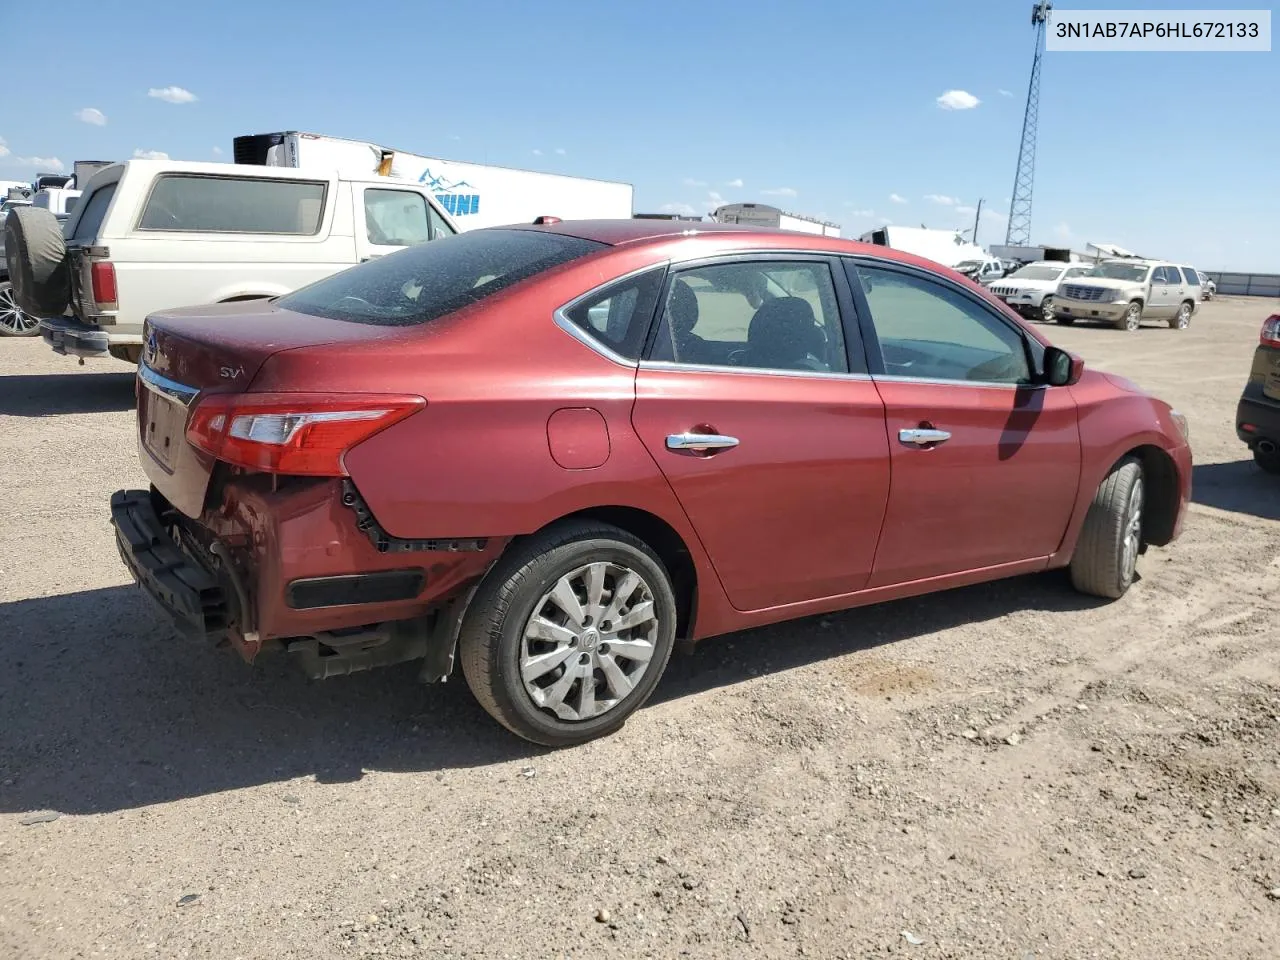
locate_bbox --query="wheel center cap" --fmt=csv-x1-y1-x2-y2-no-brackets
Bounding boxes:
581,629,600,651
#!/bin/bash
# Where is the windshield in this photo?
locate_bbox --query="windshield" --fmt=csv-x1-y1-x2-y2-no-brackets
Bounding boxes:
1009,264,1065,281
1092,262,1150,282
279,229,605,326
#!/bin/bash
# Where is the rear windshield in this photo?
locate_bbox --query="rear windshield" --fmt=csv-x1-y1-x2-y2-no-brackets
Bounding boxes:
279,228,605,326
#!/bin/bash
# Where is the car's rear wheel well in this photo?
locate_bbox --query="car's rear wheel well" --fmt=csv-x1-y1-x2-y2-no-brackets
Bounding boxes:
1128,445,1180,546
533,506,698,642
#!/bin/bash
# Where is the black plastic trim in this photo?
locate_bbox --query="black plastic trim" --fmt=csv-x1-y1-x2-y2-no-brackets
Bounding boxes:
286,570,426,610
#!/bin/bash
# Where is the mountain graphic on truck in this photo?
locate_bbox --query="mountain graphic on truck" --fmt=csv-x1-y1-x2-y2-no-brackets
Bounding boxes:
418,167,480,217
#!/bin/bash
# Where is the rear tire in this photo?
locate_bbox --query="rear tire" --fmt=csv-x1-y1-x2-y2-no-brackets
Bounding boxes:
1114,301,1143,332
1070,457,1144,600
1255,447,1280,475
458,520,678,747
1054,315,1076,326
1168,301,1193,329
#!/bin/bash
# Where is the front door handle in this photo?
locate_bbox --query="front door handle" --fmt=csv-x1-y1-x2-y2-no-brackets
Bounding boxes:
899,428,951,446
666,432,740,452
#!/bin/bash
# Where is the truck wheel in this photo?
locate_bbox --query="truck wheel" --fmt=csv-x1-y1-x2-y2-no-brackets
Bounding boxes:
0,279,40,336
1114,301,1143,332
3,206,70,318
1070,457,1144,599
1039,296,1056,323
459,520,677,747
1168,301,1193,330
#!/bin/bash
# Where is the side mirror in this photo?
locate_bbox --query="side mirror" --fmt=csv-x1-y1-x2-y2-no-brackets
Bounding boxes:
1044,345,1084,386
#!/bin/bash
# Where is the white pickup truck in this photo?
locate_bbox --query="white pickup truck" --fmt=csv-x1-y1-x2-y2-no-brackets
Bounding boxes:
16,158,457,363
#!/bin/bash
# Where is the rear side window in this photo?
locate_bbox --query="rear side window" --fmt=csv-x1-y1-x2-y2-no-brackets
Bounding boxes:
138,175,327,234
72,182,117,242
279,228,605,326
562,269,664,360
1181,267,1200,286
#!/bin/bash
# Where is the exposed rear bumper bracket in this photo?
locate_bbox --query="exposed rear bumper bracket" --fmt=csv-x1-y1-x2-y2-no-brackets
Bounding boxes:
341,480,489,554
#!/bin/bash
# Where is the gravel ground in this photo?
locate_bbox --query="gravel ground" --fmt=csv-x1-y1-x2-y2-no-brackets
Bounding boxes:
2,297,1278,960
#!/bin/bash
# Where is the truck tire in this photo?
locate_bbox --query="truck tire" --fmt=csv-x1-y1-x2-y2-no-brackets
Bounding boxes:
3,206,71,319
1069,457,1144,599
1168,301,1193,329
1114,301,1143,332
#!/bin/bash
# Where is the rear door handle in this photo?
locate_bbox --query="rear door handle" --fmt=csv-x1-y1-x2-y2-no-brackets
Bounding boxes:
666,432,740,452
899,428,951,446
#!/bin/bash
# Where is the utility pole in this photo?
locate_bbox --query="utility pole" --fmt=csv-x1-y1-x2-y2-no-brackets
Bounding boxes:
1005,1,1052,246
972,198,983,246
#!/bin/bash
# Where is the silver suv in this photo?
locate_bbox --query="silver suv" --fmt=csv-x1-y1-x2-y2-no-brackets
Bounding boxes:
1054,259,1202,332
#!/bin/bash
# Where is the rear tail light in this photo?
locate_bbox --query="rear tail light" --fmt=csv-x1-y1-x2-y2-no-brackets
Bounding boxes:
185,393,425,476
1261,314,1280,348
91,261,118,309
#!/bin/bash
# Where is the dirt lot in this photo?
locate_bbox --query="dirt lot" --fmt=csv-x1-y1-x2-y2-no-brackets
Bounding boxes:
2,298,1278,960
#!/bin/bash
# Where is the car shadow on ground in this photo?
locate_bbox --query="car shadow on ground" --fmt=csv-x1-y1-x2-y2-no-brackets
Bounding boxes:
0,573,1104,816
1192,460,1280,521
0,372,136,417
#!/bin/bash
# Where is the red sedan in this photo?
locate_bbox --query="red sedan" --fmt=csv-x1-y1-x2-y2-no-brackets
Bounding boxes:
111,220,1192,745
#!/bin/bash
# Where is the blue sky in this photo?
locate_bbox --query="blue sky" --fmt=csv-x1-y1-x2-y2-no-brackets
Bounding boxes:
2,0,1275,270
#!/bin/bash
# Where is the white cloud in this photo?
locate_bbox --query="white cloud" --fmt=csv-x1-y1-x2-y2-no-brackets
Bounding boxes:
212,146,223,156
75,107,107,126
725,178,743,188
998,88,1014,97
0,137,8,158
133,148,169,160
13,156,64,171
955,205,976,215
888,192,907,204
555,147,566,155
148,85,197,104
707,191,726,206
761,186,797,197
846,208,875,218
936,89,981,110
1054,222,1072,240
448,134,461,141
532,148,543,156
924,194,957,205
682,177,707,188
985,209,1007,220
660,202,699,217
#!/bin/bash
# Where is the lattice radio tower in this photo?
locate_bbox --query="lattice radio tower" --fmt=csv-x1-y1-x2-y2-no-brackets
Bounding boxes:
1005,1,1052,246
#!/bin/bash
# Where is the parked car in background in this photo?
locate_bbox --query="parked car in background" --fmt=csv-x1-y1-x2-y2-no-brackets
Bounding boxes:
109,220,1191,746
954,256,1006,285
1198,271,1216,300
988,260,1094,322
1054,259,1202,331
5,158,457,364
1236,313,1280,474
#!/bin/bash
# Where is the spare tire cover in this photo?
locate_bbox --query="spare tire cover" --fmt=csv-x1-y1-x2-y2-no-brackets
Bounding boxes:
4,206,70,319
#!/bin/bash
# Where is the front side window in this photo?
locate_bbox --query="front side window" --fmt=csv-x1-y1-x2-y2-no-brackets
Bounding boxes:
562,270,664,361
279,228,603,326
364,189,432,246
139,175,327,234
853,264,1031,385
648,260,849,373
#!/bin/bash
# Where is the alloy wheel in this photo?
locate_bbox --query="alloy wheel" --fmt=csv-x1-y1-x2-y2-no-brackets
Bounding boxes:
1125,303,1142,331
0,282,38,336
520,561,659,722
1121,478,1144,583
1040,296,1055,322
1175,304,1191,329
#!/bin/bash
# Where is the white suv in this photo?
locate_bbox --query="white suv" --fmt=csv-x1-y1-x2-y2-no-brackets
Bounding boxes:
32,159,457,363
1054,258,1203,332
987,260,1095,322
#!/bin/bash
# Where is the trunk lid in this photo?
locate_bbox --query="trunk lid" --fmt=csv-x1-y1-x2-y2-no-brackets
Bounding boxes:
139,301,404,517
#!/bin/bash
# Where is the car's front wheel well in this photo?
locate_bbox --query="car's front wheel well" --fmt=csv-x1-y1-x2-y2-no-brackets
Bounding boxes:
1128,445,1180,546
531,506,698,642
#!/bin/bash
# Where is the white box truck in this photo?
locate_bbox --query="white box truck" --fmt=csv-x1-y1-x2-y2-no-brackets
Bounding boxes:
858,225,987,269
233,131,634,231
711,202,840,237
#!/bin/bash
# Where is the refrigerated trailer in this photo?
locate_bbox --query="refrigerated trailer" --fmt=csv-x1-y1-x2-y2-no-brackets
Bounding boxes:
233,131,633,231
711,203,840,237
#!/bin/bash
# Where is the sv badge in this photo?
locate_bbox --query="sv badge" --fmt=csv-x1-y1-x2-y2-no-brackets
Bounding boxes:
220,365,245,380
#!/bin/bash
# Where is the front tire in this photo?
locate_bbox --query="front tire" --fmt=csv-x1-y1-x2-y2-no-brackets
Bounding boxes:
458,520,678,746
1039,296,1056,323
1070,457,1144,599
1168,301,1193,329
1115,301,1143,332
0,280,39,336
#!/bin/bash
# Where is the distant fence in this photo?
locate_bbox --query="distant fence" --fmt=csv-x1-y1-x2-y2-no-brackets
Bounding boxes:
1203,271,1280,298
